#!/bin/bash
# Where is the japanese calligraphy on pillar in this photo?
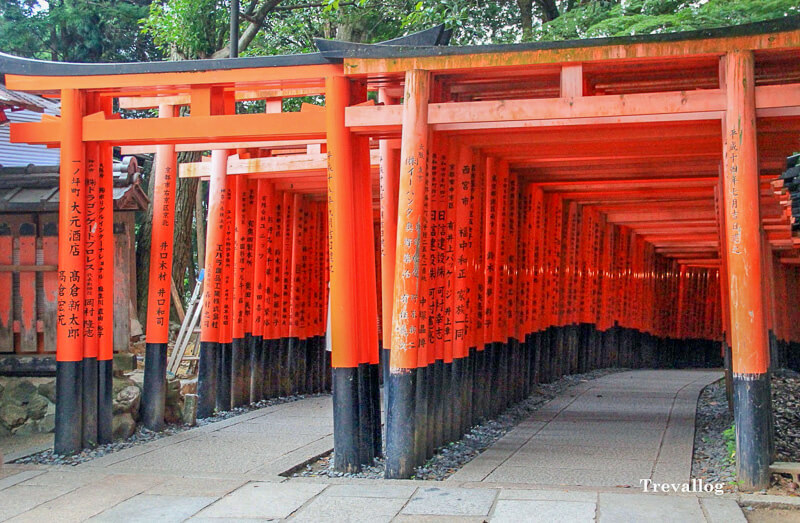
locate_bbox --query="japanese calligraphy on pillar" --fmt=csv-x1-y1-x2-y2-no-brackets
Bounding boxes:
58,158,84,343
726,127,742,255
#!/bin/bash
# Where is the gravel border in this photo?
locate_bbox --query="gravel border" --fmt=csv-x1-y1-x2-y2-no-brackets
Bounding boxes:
294,368,625,480
691,379,736,487
692,370,800,496
12,393,327,466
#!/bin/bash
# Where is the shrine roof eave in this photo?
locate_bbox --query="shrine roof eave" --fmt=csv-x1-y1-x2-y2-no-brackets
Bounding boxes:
0,51,332,78
324,15,800,61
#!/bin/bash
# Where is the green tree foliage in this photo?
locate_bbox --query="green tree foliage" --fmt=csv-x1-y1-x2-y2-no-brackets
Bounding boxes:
535,0,800,42
0,0,159,62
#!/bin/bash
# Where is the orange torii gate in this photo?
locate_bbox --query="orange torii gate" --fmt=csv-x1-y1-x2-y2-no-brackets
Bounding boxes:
3,17,800,490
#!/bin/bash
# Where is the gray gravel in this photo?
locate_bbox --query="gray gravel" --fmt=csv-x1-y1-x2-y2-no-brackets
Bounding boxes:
692,370,800,494
691,379,736,487
12,393,325,466
294,368,624,480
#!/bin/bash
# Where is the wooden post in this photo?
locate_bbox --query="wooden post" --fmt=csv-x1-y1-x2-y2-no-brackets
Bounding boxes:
143,104,177,431
386,69,430,479
97,141,114,444
82,138,99,447
197,149,229,418
326,75,362,472
721,50,771,491
378,89,400,408
55,88,85,455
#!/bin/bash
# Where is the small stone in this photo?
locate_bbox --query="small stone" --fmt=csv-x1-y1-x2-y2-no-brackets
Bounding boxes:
5,380,37,405
112,412,136,440
37,380,56,403
113,352,137,372
38,402,56,433
12,419,38,436
113,385,141,416
25,394,49,420
0,403,27,428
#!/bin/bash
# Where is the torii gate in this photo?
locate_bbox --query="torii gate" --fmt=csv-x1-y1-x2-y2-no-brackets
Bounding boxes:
3,17,800,491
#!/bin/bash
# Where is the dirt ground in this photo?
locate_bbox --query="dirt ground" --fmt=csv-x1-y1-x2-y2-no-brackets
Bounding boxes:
743,505,800,522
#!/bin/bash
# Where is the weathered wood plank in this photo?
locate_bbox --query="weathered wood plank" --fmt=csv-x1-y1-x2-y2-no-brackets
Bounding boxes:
41,221,58,353
18,222,37,352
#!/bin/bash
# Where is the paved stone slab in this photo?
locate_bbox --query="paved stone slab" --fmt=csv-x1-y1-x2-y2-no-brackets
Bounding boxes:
597,492,705,522
465,370,720,487
290,495,406,522
491,499,596,523
701,497,747,523
484,465,645,487
401,486,497,516
320,483,417,499
0,483,76,520
7,473,169,522
497,488,597,502
143,477,248,497
88,494,216,522
0,469,45,490
195,482,326,519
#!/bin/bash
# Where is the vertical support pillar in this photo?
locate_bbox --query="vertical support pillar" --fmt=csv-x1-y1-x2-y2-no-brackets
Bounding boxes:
379,89,400,412
82,139,99,448
55,89,85,455
722,50,771,491
386,69,430,479
143,104,177,431
231,175,249,407
326,75,362,472
197,150,229,418
97,140,114,444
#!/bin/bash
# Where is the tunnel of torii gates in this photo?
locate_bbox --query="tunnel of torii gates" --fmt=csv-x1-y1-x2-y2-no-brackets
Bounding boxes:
3,16,800,489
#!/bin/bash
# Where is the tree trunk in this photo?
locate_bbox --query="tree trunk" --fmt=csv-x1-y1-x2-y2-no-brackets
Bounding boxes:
518,0,534,40
171,151,201,321
535,0,560,22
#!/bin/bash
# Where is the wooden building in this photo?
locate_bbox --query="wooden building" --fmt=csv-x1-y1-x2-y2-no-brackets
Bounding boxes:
0,158,147,361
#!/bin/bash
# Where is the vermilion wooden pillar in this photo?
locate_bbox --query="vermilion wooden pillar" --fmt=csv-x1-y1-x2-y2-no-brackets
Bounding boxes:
386,69,430,479
197,149,229,418
326,75,362,472
83,138,100,448
378,88,400,403
721,50,771,491
143,104,177,430
97,141,114,444
55,88,85,455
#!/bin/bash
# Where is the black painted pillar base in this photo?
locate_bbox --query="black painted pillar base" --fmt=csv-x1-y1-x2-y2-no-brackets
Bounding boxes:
217,342,233,412
81,356,98,448
450,357,463,442
357,362,375,464
433,358,444,450
197,341,219,419
723,342,734,415
142,342,167,431
54,360,82,455
385,367,416,479
333,366,361,473
416,364,431,461
97,358,113,444
733,373,772,491
242,334,252,403
250,335,264,403
231,337,247,408
370,362,382,458
262,338,275,399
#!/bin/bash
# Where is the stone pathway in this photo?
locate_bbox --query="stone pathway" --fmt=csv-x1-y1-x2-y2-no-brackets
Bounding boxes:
0,470,752,522
0,369,760,522
452,369,722,487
